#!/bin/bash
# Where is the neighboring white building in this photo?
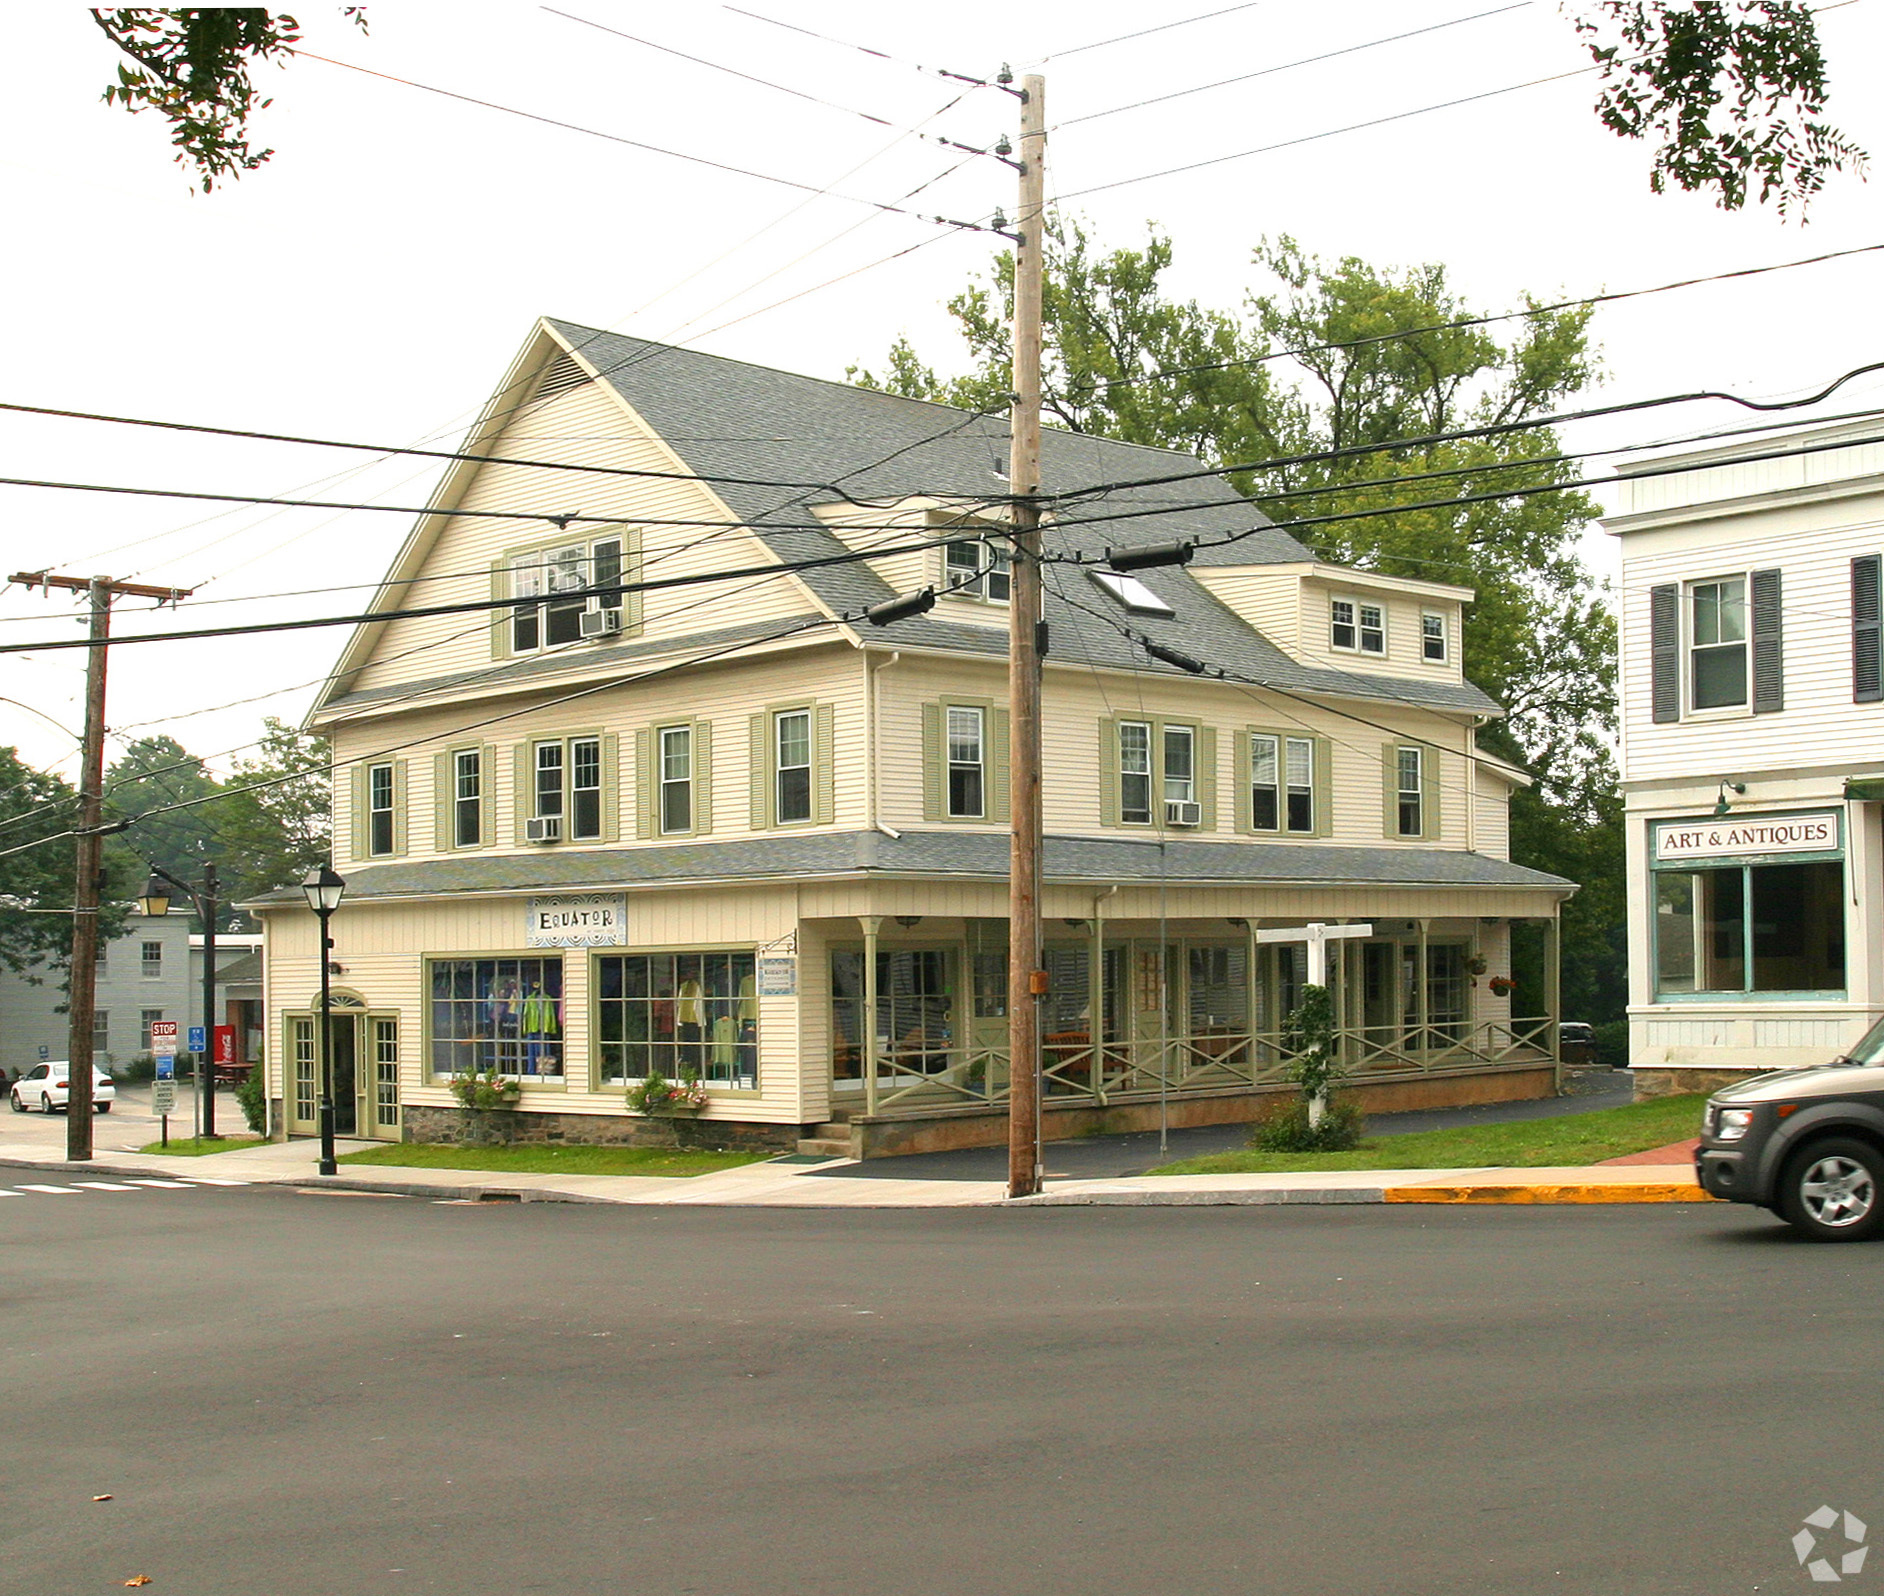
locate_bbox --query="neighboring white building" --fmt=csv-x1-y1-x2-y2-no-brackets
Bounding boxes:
1610,418,1884,1095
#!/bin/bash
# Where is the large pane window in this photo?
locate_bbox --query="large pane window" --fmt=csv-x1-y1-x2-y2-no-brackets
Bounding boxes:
1119,720,1152,824
1690,577,1748,709
596,951,756,1087
1655,861,1843,994
831,950,952,1078
429,957,564,1078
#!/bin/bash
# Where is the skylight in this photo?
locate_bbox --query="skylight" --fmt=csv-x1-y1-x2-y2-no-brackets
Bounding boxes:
1090,568,1175,617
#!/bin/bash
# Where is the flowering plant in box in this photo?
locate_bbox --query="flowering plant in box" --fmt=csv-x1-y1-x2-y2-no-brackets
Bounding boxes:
627,1067,709,1116
449,1066,523,1111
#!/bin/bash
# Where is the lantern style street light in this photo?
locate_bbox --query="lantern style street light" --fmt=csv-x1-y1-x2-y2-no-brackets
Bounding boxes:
299,863,347,1176
139,861,221,1140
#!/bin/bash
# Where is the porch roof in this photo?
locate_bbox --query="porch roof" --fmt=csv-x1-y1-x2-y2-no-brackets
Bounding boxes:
247,830,1572,906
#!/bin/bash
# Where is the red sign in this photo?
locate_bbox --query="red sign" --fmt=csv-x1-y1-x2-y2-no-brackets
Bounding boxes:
213,1025,238,1065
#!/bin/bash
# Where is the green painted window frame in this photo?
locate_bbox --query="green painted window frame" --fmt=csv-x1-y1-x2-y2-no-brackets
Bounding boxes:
488,529,642,661
1235,726,1331,837
351,758,407,860
423,953,567,1087
921,697,1009,823
635,719,714,839
749,702,835,830
435,744,497,852
1381,742,1442,842
591,945,762,1093
1098,716,1217,831
510,731,619,845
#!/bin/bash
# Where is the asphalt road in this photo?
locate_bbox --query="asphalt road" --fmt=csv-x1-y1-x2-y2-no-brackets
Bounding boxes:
2,1189,1871,1596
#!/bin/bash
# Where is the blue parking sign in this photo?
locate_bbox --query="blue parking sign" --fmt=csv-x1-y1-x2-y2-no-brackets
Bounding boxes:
156,1057,175,1081
187,1025,207,1053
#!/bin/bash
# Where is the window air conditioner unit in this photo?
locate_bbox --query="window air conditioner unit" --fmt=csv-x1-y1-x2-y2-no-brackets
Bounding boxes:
1165,799,1202,827
525,816,563,844
579,607,623,639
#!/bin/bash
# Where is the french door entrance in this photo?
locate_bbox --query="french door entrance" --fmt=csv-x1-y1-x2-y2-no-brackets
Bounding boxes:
285,1008,401,1142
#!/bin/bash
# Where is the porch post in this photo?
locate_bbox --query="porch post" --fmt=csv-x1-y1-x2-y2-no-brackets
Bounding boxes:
1416,918,1430,1069
1544,912,1563,1092
1089,899,1107,1105
1245,918,1261,1077
859,916,882,1117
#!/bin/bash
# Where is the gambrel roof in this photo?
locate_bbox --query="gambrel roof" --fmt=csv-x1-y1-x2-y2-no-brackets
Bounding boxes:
317,320,1499,720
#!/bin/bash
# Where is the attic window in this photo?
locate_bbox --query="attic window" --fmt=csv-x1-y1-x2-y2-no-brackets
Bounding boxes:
1090,569,1175,617
534,354,588,401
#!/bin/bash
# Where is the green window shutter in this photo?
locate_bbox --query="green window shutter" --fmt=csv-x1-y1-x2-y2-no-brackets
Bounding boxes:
600,732,620,842
622,532,644,636
1098,718,1119,827
489,559,512,660
813,703,836,826
988,704,1010,822
921,702,945,822
748,712,771,830
1196,725,1218,831
1382,743,1400,838
1234,728,1253,834
350,764,369,862
514,743,533,846
1751,567,1784,714
633,728,656,840
391,760,409,856
480,744,497,848
433,751,453,851
1423,749,1443,842
694,720,714,835
1312,737,1334,839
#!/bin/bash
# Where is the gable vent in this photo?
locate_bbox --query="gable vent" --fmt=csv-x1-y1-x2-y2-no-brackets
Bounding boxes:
533,353,589,401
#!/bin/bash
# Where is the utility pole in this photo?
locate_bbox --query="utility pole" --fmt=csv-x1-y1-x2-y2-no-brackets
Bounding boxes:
199,861,219,1140
1006,73,1047,1200
11,572,192,1161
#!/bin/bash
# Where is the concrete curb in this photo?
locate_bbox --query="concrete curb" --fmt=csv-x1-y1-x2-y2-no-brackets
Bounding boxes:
1383,1182,1715,1205
1014,1187,1385,1206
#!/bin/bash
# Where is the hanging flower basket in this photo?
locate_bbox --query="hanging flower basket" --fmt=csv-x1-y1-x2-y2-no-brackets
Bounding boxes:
1487,975,1518,997
449,1067,523,1112
1465,955,1488,977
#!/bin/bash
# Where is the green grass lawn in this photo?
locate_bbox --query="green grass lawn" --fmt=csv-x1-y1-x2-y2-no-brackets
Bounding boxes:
1147,1093,1708,1175
334,1142,772,1178
136,1135,266,1157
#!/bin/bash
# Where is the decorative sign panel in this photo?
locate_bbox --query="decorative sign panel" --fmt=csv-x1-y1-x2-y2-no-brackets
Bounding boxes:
1653,811,1840,863
756,956,798,997
526,893,627,947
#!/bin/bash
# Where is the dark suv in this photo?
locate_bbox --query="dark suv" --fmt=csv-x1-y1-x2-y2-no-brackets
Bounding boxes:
1697,1019,1884,1241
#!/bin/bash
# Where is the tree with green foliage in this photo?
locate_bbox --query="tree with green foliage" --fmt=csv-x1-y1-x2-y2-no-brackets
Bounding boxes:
854,225,1624,1019
0,747,134,981
89,6,365,191
213,718,332,913
104,734,223,903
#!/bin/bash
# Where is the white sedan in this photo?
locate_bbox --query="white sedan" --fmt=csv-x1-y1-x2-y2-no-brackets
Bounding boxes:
9,1062,116,1114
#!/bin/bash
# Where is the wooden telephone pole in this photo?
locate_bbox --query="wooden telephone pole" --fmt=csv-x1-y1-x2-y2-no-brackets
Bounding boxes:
1006,74,1047,1199
11,571,192,1160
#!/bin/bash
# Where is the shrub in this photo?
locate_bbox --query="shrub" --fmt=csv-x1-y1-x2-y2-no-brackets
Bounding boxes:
1250,1094,1365,1153
233,1068,266,1134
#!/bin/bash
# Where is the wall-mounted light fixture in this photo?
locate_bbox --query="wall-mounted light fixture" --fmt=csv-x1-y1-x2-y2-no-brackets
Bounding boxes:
1714,779,1747,817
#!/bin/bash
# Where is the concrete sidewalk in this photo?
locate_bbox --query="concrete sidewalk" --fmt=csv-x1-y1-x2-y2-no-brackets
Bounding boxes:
0,1133,1712,1209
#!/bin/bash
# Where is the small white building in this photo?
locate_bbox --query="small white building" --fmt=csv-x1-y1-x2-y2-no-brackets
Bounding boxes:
1609,418,1884,1095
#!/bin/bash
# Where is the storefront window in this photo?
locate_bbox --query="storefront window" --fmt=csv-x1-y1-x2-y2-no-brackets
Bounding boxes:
429,957,564,1077
595,951,756,1086
831,950,952,1078
1655,861,1843,994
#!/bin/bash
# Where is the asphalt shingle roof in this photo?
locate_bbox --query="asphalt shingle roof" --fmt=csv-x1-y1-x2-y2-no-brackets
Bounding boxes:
248,830,1570,905
543,322,1501,718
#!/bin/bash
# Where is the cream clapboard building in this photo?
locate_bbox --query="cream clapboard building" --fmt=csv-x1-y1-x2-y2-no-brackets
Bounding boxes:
1611,419,1884,1095
253,321,1574,1156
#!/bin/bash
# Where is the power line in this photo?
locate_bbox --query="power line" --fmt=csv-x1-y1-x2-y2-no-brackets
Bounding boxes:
1031,1,1267,63
718,7,992,86
298,51,1006,236
1060,4,1531,126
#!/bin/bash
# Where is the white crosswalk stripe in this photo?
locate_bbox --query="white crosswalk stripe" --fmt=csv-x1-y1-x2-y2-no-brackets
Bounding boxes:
16,1184,79,1194
0,1175,253,1198
72,1181,139,1191
186,1177,249,1186
124,1179,197,1189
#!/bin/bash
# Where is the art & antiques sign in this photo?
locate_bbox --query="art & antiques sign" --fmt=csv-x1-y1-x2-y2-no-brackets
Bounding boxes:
1653,812,1840,864
526,893,627,947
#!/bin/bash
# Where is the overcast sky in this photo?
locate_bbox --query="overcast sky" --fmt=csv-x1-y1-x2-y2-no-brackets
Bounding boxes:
3,0,1880,782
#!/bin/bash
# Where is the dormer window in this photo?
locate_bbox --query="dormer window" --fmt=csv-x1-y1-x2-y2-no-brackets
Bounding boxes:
1331,597,1385,655
945,540,1011,603
510,536,624,653
1421,611,1448,663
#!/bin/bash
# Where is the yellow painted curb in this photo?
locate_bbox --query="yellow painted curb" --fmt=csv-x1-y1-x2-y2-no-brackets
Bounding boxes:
1384,1182,1716,1205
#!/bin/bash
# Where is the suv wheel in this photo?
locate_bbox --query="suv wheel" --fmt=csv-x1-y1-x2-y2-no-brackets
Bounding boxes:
1780,1138,1884,1241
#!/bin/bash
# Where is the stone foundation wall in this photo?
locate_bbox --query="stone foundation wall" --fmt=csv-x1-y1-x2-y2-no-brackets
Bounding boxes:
1632,1067,1762,1101
399,1104,798,1152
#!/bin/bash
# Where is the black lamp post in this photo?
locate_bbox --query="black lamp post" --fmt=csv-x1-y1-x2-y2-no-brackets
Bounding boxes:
300,863,347,1176
139,860,220,1140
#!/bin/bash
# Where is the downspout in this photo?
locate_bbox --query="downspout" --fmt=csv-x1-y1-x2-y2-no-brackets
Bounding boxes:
867,650,902,839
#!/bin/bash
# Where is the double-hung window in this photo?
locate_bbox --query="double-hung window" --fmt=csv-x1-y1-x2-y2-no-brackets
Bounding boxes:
509,537,625,653
945,539,1011,602
140,1010,163,1051
1163,726,1196,804
660,726,693,834
532,737,604,841
367,762,396,856
453,749,483,848
1250,734,1316,832
774,710,812,824
1421,611,1447,662
141,940,163,979
1331,597,1385,654
1689,576,1748,710
1395,747,1424,838
1119,720,1153,825
947,706,985,818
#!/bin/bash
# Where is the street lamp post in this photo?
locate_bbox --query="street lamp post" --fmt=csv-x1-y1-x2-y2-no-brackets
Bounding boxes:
139,860,221,1141
300,864,347,1177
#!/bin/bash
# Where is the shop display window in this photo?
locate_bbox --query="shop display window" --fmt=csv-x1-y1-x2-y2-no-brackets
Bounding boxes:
1655,861,1844,994
430,957,564,1077
596,951,756,1087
